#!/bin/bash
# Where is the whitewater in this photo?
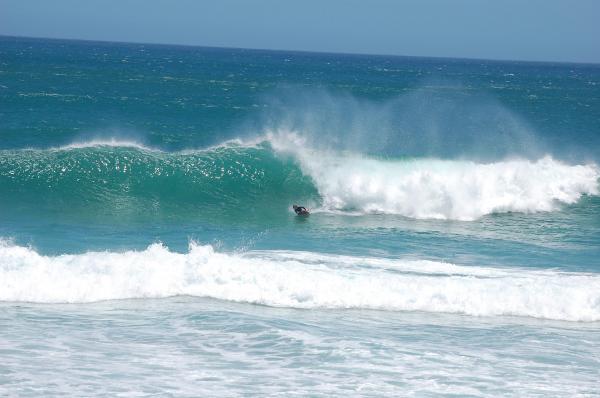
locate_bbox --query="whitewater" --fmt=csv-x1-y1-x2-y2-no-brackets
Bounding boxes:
2,36,600,397
269,131,600,220
2,240,600,321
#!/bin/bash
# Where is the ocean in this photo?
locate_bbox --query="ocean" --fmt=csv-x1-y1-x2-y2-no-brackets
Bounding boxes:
1,36,599,396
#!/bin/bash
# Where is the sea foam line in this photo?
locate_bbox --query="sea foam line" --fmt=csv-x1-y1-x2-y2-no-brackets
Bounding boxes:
57,138,157,151
13,137,263,154
1,240,599,322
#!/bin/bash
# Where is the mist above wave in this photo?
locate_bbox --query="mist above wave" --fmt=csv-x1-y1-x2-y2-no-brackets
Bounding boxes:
258,86,547,161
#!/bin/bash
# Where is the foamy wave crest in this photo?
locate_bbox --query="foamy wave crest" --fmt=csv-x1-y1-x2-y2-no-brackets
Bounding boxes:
53,137,262,153
267,131,599,220
2,240,599,321
56,138,158,151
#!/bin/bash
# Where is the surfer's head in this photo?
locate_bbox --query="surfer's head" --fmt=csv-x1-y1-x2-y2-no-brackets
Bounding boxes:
293,204,298,210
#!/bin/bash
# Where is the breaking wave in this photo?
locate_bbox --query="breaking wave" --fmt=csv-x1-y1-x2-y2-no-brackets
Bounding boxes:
0,133,598,221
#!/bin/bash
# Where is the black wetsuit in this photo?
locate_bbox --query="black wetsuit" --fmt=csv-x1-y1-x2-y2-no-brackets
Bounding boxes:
294,206,308,215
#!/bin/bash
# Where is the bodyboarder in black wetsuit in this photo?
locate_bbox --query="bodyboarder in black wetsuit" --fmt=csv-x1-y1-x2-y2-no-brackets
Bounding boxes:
293,204,309,215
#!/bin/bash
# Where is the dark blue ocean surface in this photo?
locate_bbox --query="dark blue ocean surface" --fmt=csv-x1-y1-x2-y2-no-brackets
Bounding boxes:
1,36,599,396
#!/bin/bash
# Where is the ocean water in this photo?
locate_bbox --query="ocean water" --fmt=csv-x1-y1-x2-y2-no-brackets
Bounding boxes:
1,36,599,396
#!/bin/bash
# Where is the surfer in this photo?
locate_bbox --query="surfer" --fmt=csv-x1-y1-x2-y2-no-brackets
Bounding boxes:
293,204,310,216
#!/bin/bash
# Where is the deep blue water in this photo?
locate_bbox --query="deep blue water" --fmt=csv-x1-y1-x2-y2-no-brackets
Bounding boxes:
1,36,599,396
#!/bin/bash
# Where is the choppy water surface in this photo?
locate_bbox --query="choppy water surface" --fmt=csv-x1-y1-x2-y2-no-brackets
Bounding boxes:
1,36,599,396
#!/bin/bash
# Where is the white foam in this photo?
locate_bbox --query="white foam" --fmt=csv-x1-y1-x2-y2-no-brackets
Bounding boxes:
1,240,599,322
267,130,600,220
56,138,158,151
46,137,263,153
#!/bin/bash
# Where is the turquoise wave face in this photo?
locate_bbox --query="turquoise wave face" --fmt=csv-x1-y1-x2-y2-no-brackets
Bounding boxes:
0,143,318,223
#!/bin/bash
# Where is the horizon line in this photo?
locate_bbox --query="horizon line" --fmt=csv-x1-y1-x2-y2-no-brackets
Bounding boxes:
1,33,599,67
